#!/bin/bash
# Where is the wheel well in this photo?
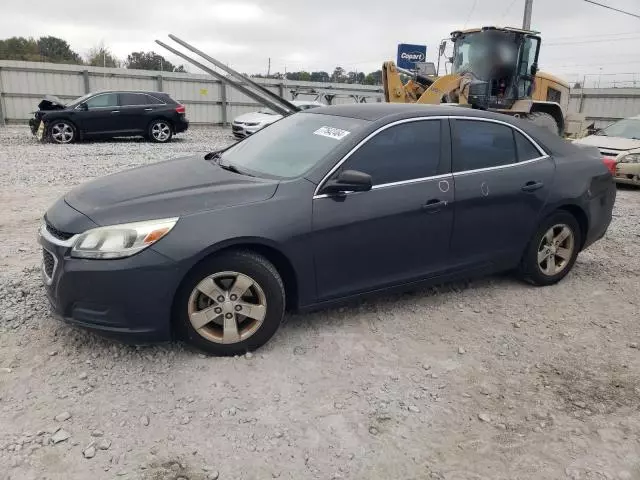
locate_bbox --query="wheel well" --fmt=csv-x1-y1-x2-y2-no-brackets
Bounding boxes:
148,117,174,131
557,205,588,250
175,243,299,313
531,103,565,135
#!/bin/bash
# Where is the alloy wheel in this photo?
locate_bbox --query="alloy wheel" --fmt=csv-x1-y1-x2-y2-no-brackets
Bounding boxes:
537,224,575,276
51,123,74,143
187,271,267,344
151,122,171,142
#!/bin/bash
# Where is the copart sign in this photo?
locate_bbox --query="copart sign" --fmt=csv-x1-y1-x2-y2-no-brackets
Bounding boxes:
397,43,427,69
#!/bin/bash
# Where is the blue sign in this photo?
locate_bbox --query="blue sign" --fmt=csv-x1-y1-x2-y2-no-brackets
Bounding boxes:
397,44,427,69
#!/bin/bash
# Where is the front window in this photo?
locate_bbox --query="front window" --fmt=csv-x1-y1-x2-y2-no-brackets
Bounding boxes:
598,118,640,140
85,93,118,109
452,31,519,81
217,113,369,179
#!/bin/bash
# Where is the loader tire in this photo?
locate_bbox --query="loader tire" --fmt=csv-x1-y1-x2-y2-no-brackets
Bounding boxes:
526,112,561,136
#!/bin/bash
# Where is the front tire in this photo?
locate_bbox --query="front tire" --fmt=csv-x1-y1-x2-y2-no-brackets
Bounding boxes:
48,120,76,144
148,119,173,143
527,112,561,136
517,211,581,286
175,251,285,356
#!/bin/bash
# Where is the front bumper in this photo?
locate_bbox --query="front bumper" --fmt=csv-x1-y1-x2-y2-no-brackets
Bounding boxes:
38,224,181,343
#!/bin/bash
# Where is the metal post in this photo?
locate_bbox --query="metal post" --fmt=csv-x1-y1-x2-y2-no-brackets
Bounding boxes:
82,70,90,94
578,75,586,113
522,0,533,29
220,82,228,127
157,75,163,92
278,82,284,98
0,67,5,126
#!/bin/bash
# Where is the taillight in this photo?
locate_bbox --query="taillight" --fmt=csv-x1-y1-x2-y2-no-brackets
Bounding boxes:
602,157,617,175
175,104,185,114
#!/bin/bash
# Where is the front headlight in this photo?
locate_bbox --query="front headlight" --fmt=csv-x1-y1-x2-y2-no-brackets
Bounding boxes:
71,218,178,259
619,153,640,163
244,122,261,127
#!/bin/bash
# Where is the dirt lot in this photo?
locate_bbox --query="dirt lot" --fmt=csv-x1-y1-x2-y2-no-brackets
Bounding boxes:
0,126,639,480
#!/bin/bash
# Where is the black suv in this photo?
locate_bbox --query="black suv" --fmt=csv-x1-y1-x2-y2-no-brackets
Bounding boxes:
29,91,189,144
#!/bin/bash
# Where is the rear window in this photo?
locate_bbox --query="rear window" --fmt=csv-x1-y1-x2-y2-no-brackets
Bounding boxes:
120,93,150,106
218,113,369,179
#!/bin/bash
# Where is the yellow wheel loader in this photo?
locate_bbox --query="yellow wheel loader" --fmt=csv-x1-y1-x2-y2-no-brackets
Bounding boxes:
383,27,570,135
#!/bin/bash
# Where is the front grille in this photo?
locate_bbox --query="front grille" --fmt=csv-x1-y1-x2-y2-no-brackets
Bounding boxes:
600,150,621,158
42,249,55,279
232,125,243,132
46,222,74,241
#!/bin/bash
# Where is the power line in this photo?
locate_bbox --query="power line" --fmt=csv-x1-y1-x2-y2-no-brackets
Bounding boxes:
546,35,640,46
584,0,640,19
500,0,520,20
546,30,640,41
463,0,478,29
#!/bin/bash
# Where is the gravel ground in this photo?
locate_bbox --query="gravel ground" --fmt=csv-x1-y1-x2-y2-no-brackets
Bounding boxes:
0,126,639,480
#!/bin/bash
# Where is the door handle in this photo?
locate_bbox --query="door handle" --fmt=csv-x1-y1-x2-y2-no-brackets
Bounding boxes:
522,181,544,192
421,199,447,213
110,110,120,114
144,108,153,111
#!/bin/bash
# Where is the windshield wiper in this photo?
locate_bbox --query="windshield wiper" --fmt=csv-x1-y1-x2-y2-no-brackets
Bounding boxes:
218,161,255,177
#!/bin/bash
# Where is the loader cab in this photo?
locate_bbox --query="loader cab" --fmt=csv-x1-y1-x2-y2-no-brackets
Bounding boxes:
449,27,541,110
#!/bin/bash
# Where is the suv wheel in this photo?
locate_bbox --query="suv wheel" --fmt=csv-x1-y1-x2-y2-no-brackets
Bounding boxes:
148,120,173,143
518,211,581,286
49,121,76,144
175,251,285,356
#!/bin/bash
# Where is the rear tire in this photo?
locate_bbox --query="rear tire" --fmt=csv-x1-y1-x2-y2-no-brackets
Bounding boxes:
526,112,561,136
174,251,285,356
148,119,173,143
517,211,581,286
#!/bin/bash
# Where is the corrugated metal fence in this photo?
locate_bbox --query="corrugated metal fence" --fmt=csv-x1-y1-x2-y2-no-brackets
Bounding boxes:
0,60,384,125
2,60,640,128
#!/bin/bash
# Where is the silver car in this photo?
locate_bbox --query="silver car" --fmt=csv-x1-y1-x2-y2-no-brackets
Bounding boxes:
231,100,324,139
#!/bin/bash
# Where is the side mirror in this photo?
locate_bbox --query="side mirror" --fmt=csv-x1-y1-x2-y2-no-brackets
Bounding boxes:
530,63,538,76
78,102,88,111
321,170,372,195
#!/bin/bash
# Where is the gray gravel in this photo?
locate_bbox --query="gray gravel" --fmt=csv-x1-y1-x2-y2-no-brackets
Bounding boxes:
1,125,639,479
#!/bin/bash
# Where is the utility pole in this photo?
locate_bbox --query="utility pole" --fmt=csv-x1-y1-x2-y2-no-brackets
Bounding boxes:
522,0,533,30
267,57,271,77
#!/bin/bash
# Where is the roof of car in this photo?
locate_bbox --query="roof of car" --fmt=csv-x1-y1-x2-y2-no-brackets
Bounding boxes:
308,103,518,122
89,90,169,96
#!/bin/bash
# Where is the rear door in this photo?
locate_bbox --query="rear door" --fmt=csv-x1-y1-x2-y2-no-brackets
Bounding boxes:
449,118,555,268
118,92,154,133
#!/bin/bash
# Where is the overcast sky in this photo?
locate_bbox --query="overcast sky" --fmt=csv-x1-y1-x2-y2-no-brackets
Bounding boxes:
2,0,639,86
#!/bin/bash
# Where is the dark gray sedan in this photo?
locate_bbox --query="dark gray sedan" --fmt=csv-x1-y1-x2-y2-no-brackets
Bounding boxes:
39,104,616,355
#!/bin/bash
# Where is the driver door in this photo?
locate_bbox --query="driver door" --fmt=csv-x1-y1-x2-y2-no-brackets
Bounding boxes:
76,92,122,135
311,119,455,301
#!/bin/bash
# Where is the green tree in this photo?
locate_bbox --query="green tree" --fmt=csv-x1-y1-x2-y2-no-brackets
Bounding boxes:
0,36,40,61
125,51,184,72
86,45,120,68
331,66,346,83
37,36,82,64
364,70,382,85
310,71,330,82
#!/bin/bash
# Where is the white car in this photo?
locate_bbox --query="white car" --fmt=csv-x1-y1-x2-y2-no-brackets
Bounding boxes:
231,100,324,139
573,115,640,187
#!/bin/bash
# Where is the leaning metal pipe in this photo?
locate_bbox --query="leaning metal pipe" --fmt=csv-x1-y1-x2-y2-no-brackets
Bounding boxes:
155,40,292,116
168,34,300,114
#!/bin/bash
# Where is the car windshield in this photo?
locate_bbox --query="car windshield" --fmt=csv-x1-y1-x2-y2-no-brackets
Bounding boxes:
217,112,369,179
598,118,640,140
66,92,95,107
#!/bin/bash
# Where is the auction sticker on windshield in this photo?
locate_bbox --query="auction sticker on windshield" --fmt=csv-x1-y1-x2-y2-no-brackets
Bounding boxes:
313,126,351,140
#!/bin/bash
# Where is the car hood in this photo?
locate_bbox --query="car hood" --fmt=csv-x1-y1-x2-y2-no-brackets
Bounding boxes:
64,155,279,226
234,111,281,124
573,135,640,152
37,95,67,111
